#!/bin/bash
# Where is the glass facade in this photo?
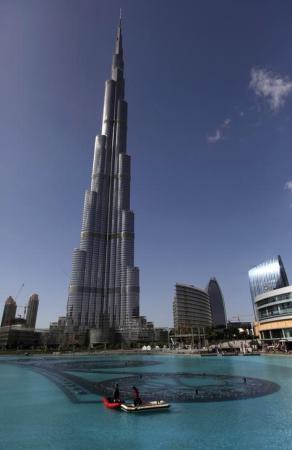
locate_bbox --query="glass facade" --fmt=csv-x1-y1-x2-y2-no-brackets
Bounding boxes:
248,256,289,317
256,291,292,308
261,328,292,340
206,278,227,327
258,301,292,320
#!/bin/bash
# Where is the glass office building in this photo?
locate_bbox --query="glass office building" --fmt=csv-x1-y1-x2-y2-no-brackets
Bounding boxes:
248,256,289,317
207,278,227,327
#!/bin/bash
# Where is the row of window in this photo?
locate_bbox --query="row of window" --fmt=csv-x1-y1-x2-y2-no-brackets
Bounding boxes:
260,328,292,339
256,292,292,307
258,301,292,320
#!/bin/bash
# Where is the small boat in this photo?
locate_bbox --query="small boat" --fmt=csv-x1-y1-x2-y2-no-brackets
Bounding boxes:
120,400,170,412
103,397,122,409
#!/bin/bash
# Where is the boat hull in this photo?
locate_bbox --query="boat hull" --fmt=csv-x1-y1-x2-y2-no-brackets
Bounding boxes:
103,397,122,409
120,401,170,412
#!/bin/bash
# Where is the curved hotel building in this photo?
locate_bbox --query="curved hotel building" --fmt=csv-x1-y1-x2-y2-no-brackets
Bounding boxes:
173,284,212,332
249,256,292,344
254,286,292,342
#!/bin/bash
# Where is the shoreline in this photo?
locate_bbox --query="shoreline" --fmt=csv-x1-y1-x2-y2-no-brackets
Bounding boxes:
0,348,291,358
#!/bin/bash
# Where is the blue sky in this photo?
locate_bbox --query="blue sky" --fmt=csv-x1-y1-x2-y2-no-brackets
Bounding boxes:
1,0,292,328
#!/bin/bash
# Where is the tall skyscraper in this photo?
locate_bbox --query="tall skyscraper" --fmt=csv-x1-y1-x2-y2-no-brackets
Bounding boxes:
207,278,227,327
1,296,17,327
66,19,140,343
26,294,39,329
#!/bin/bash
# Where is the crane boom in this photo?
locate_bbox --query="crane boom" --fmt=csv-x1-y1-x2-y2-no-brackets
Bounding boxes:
15,283,24,300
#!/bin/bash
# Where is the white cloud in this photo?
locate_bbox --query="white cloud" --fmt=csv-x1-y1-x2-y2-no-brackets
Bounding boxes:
207,129,221,144
250,68,292,111
207,118,231,144
285,181,292,192
223,118,231,127
285,181,292,209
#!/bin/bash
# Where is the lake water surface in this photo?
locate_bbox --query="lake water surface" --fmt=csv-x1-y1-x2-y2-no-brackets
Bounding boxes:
0,353,291,450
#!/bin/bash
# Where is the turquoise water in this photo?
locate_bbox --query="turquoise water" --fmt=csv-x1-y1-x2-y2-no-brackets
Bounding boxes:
1,354,292,450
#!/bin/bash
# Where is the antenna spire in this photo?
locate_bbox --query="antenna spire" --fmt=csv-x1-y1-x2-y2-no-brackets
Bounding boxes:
115,10,123,56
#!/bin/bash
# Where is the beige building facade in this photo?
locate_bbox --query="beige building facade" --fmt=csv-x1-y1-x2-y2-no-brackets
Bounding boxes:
254,286,292,341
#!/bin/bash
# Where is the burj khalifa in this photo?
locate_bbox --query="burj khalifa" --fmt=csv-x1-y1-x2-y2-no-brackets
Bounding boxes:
66,19,141,344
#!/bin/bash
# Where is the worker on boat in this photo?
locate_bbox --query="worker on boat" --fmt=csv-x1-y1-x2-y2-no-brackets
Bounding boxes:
113,383,120,402
132,386,142,406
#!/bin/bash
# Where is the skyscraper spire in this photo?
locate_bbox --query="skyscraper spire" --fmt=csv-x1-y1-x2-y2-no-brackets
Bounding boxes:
115,13,123,56
66,19,141,345
112,17,124,82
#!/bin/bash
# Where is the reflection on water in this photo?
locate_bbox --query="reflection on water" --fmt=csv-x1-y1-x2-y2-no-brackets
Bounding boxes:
0,356,280,403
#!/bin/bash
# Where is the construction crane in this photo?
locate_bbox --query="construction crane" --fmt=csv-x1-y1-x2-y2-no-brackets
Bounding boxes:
14,283,26,318
230,315,254,322
15,283,24,301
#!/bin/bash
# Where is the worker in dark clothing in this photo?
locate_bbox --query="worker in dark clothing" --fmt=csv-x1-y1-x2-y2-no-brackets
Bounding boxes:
113,383,120,402
132,386,142,406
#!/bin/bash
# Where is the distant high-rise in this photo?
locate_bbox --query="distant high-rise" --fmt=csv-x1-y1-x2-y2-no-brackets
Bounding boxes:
26,294,39,329
207,278,227,327
248,256,289,317
1,296,17,327
173,284,212,330
66,19,140,343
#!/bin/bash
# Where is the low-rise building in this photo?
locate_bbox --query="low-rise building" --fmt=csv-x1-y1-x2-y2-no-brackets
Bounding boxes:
254,286,292,345
45,316,66,348
154,327,170,345
0,326,41,349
